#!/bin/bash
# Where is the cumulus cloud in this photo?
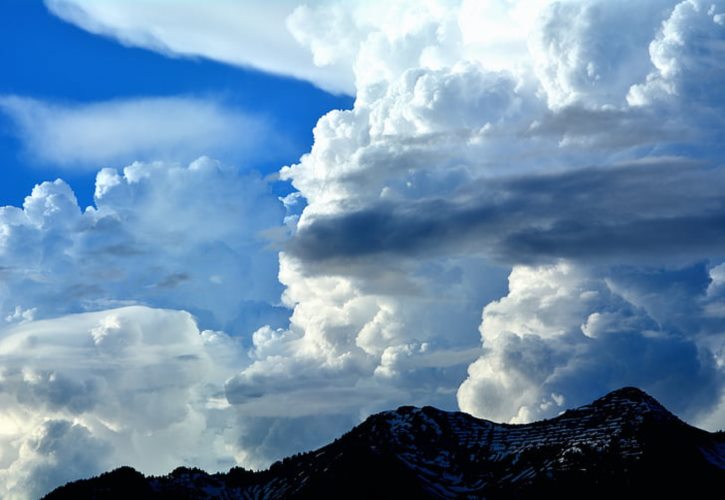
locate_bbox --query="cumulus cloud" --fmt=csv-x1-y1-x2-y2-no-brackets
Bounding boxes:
628,0,725,107
0,157,286,335
224,253,508,421
457,262,721,424
0,306,243,498
0,95,281,169
530,0,676,108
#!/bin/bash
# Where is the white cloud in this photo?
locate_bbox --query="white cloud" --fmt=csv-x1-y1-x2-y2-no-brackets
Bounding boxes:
0,157,286,335
45,0,355,94
530,0,677,108
457,262,721,424
0,306,244,499
0,95,279,169
628,0,725,107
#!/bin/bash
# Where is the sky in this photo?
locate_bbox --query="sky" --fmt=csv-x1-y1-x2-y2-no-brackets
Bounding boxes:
0,0,724,497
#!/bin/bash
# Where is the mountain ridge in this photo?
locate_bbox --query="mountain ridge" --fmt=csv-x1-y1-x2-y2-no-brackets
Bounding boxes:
45,387,725,499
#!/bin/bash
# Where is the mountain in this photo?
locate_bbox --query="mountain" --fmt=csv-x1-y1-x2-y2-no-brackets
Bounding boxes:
45,387,724,499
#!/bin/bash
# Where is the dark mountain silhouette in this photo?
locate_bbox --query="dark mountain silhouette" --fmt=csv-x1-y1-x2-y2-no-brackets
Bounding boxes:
45,387,724,499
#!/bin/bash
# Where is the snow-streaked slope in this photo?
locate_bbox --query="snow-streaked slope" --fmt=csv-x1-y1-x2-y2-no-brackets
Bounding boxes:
45,387,725,499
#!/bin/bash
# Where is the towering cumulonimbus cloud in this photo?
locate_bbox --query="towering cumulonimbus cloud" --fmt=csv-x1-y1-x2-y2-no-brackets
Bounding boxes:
237,0,725,431
2,0,725,498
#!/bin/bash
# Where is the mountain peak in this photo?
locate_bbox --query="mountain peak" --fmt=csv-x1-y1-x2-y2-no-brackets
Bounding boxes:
382,387,672,428
585,386,676,420
595,386,661,404
45,387,724,500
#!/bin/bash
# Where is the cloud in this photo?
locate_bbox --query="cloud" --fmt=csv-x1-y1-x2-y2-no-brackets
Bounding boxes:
245,0,725,434
223,252,508,421
0,157,286,336
628,0,725,107
44,0,355,94
0,306,243,498
288,159,725,266
43,0,589,95
0,95,280,169
457,262,721,424
530,0,677,108
3,420,113,499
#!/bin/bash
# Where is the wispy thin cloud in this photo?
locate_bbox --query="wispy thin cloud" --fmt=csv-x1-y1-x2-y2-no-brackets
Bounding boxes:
0,95,280,169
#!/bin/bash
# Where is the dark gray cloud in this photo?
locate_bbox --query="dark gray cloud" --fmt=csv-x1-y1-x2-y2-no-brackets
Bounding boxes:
289,159,725,268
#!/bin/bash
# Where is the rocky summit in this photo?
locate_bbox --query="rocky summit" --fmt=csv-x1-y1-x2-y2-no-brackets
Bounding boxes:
45,387,724,499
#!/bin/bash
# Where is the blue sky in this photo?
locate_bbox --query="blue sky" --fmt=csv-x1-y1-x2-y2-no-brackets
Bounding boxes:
1,1,724,497
0,0,351,207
